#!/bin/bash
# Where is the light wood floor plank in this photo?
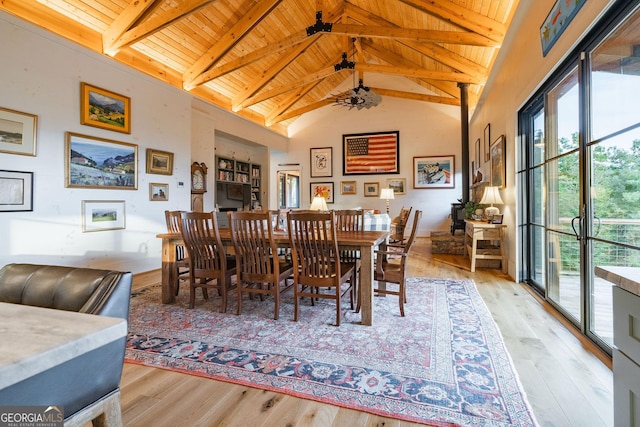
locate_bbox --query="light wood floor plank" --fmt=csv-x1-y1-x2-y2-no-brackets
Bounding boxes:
120,237,613,426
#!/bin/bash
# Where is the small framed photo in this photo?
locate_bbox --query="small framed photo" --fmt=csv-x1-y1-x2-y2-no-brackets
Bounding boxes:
341,181,356,195
491,135,506,188
364,182,379,197
310,147,333,177
0,107,38,156
386,177,406,195
80,83,131,134
146,149,174,175
82,200,125,232
149,183,168,201
0,170,33,212
491,214,504,224
413,155,455,189
310,182,334,203
65,132,137,190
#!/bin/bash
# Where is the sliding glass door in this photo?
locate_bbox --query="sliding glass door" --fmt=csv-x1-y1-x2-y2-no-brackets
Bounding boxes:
519,1,640,353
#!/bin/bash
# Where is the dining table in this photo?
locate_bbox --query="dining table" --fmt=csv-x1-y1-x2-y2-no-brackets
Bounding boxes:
156,228,389,326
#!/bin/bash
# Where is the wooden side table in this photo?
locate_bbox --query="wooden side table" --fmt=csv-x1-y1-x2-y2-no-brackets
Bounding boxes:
464,220,507,273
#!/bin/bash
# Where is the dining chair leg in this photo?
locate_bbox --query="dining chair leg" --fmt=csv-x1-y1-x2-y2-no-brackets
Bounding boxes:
189,284,196,309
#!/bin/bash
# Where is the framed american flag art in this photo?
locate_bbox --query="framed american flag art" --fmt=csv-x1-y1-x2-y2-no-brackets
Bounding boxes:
342,131,399,175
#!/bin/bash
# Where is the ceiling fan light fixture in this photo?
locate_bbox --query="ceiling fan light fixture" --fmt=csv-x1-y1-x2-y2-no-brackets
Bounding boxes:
335,79,382,110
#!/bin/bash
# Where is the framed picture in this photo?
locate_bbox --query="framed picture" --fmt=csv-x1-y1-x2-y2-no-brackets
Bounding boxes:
82,200,125,232
386,177,406,195
490,135,506,188
540,0,586,56
227,183,244,200
310,147,332,177
149,183,169,201
364,182,379,197
491,214,504,224
341,181,356,195
343,131,399,175
146,149,174,175
413,155,455,189
65,132,138,190
0,170,33,212
475,138,481,168
484,124,491,162
310,182,334,203
80,83,131,134
0,107,38,156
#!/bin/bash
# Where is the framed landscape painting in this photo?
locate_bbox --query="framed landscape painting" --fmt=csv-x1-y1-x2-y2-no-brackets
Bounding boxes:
146,148,174,175
80,83,131,134
82,200,125,232
0,170,33,212
386,177,407,195
413,155,455,189
364,182,379,197
149,183,169,201
490,135,506,188
0,107,37,156
65,132,138,189
341,181,356,195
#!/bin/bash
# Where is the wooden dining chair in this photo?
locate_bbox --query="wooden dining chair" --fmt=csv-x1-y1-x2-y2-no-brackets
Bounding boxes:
333,209,364,309
359,210,422,317
287,210,355,326
179,211,236,311
228,211,294,320
389,206,412,244
165,210,189,296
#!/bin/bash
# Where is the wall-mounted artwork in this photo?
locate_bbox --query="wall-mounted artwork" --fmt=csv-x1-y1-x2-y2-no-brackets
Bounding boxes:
540,0,587,56
80,82,131,134
149,183,169,201
386,177,407,195
0,107,37,156
413,155,455,189
146,149,174,175
343,131,399,175
82,200,125,232
310,182,334,203
341,181,356,194
65,132,137,189
364,182,379,197
0,170,33,212
310,147,332,177
491,135,506,188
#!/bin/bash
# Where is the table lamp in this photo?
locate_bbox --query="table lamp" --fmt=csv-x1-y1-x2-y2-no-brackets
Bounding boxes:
380,188,395,215
309,195,328,211
480,186,504,218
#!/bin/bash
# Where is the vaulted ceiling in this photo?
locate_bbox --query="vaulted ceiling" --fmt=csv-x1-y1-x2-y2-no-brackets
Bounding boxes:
1,0,518,135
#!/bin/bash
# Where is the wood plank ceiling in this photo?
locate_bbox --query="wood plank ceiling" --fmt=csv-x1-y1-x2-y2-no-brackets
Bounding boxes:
1,0,518,135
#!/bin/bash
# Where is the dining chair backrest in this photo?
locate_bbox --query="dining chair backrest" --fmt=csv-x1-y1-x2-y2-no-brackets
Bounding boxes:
165,210,188,295
228,211,280,279
165,210,183,234
179,211,228,274
287,210,340,287
334,209,364,232
390,206,413,243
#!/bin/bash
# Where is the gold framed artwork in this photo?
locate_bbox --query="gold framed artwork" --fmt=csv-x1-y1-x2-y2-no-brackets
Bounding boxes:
310,182,334,203
490,135,506,188
0,107,37,156
386,177,406,195
146,148,174,175
80,82,131,134
82,200,125,232
65,132,137,190
149,183,169,201
364,182,379,197
340,181,357,195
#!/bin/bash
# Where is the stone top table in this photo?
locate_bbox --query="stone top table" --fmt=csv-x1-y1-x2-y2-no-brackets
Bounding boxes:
0,302,127,389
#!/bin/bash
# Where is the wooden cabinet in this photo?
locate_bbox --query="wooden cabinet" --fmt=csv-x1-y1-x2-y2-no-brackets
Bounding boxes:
215,156,261,210
464,220,506,273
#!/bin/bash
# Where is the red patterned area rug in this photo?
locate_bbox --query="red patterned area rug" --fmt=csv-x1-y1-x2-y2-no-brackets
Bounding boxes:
125,277,537,426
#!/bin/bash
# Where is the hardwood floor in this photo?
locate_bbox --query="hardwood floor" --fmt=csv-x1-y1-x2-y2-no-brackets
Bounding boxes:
120,238,613,427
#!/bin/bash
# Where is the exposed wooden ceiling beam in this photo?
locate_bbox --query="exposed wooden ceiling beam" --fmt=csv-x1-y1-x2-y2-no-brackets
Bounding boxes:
183,0,283,90
355,63,480,84
103,0,216,55
265,81,322,126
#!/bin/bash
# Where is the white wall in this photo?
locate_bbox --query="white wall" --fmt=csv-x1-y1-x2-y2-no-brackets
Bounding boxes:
288,79,462,237
0,11,285,274
468,0,617,277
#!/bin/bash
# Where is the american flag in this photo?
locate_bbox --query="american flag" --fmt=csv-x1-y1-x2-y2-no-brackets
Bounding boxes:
344,132,398,174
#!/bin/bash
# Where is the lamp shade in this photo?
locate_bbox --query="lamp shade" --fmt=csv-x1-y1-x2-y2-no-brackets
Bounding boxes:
480,186,503,217
380,188,395,200
309,195,328,211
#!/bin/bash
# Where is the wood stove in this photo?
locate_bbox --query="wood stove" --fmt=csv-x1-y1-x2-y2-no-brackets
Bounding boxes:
450,202,465,235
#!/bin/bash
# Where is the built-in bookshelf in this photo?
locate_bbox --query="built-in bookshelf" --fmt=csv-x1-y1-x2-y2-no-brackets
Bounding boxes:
216,156,261,209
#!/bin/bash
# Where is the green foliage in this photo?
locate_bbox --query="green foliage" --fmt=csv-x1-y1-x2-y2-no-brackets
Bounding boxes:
463,201,486,219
